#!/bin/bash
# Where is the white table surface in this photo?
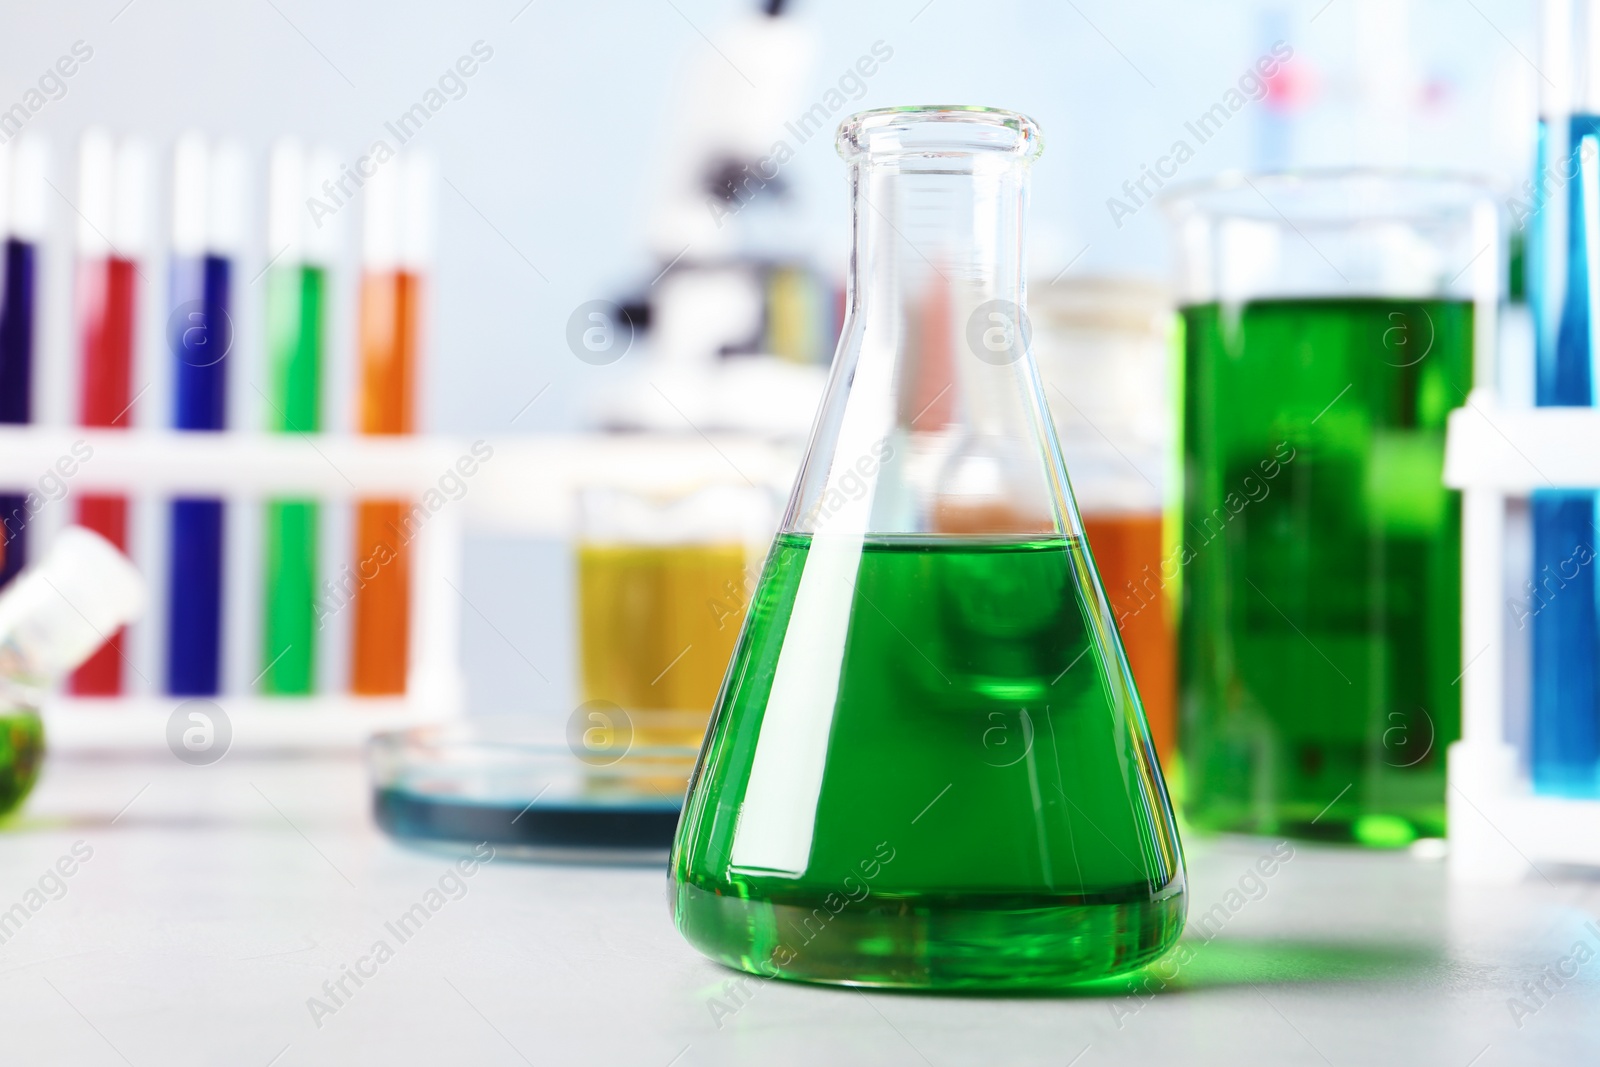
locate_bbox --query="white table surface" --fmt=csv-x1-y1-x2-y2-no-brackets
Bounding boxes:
1,752,1595,1066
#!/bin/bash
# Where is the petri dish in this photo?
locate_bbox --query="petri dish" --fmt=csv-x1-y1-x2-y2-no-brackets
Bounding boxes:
368,716,699,864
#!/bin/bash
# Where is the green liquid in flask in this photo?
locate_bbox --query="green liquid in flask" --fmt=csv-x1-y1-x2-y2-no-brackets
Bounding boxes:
1179,297,1468,842
670,534,1185,990
0,710,43,817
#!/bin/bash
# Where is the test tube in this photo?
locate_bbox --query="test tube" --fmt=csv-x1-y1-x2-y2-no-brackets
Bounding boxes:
165,134,244,697
70,130,148,695
350,154,431,695
0,137,46,586
1531,0,1600,795
260,140,335,694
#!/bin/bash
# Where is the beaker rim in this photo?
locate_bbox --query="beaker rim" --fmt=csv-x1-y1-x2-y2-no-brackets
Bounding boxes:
836,106,1043,164
1159,167,1499,225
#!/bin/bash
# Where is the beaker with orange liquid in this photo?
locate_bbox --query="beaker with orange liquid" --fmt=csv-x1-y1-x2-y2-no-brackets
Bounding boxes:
1032,278,1176,763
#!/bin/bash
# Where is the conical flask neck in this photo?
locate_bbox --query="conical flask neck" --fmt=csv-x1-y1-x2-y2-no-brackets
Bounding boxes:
835,107,1040,337
782,108,1066,540
847,157,1029,332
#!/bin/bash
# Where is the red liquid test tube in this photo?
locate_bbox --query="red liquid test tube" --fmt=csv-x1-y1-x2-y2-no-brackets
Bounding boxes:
71,131,147,695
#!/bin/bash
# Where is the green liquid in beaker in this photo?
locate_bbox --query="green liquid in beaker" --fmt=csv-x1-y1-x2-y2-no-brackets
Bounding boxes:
671,534,1185,990
0,710,43,817
1179,297,1469,842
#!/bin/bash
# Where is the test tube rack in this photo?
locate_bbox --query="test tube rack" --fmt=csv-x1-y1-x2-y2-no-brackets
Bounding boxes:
1445,392,1600,880
0,427,800,752
0,426,467,749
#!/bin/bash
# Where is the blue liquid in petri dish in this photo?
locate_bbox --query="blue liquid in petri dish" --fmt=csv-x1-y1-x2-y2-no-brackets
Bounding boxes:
373,788,683,856
368,718,696,862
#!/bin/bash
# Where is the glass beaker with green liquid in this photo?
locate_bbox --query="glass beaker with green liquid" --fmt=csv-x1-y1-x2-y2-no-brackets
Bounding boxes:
669,106,1185,990
1163,173,1497,845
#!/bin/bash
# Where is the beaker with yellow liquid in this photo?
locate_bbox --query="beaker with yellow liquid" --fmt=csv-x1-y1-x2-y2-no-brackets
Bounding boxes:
576,485,775,749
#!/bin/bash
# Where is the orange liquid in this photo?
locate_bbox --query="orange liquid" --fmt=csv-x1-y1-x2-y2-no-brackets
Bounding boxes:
350,271,419,695
1082,512,1175,764
351,501,412,695
357,272,417,435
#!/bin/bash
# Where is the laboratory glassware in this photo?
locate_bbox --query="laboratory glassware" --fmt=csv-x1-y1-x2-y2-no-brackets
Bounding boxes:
1032,278,1177,764
1164,171,1496,844
351,155,430,696
577,484,773,750
0,137,46,587
670,106,1185,990
166,134,242,697
1529,0,1600,796
71,131,146,694
261,140,334,695
0,527,145,816
370,717,698,862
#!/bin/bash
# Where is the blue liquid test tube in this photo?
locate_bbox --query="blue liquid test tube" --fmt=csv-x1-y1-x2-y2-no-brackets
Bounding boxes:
0,139,46,587
1529,105,1600,795
165,136,242,696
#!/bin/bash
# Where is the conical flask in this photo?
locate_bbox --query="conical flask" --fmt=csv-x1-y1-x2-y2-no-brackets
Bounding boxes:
669,106,1185,990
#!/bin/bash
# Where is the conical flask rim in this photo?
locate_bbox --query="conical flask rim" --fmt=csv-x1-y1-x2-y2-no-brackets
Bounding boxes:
837,105,1043,164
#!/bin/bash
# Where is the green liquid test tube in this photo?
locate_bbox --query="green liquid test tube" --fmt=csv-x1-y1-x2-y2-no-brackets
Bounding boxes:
261,263,325,694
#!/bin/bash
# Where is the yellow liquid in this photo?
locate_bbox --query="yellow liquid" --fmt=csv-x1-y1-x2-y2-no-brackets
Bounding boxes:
578,543,749,747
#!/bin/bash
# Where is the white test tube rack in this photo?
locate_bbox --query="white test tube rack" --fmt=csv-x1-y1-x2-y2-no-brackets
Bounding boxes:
0,427,468,751
1445,392,1600,880
0,427,802,753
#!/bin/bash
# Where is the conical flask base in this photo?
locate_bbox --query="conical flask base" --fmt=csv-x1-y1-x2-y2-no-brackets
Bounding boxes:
670,533,1185,990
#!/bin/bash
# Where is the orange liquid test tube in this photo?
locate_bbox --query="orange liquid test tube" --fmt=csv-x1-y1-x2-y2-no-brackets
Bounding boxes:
350,272,418,694
350,157,429,695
